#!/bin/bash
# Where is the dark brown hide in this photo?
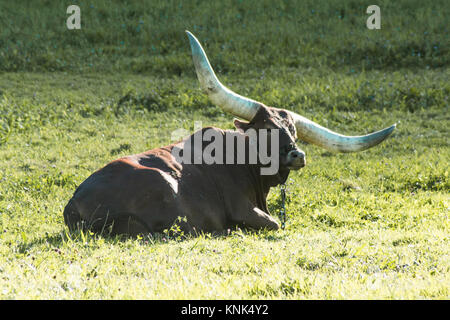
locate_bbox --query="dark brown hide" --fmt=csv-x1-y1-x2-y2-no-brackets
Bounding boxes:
63,106,305,236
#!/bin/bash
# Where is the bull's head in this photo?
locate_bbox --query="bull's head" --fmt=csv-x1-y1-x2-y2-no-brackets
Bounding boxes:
234,105,306,171
186,31,396,161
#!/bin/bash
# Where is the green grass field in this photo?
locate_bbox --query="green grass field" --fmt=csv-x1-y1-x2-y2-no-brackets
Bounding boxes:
0,0,449,299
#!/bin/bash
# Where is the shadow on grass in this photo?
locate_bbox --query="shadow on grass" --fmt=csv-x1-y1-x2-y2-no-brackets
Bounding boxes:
11,229,151,254
13,224,287,254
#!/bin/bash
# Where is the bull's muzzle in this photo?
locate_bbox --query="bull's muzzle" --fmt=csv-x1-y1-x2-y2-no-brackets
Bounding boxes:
286,149,306,169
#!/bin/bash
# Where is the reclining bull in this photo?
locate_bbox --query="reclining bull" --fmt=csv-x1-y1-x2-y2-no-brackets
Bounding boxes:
63,31,396,236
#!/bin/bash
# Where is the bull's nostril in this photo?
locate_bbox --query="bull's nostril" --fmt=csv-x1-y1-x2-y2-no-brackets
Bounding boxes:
293,153,298,158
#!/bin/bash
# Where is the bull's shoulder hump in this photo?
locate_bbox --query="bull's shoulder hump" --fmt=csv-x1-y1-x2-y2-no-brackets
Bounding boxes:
193,126,225,135
103,157,145,171
133,149,183,174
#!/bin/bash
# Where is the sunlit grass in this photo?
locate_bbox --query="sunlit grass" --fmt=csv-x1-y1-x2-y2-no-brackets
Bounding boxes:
0,70,448,299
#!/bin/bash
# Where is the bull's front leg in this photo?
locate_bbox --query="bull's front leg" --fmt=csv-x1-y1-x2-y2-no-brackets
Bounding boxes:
239,207,280,231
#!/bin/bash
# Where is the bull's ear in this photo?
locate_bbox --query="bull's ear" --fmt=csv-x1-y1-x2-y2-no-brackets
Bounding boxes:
234,118,251,132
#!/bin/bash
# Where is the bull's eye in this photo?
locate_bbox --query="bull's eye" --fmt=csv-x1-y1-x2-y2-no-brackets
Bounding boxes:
281,144,295,155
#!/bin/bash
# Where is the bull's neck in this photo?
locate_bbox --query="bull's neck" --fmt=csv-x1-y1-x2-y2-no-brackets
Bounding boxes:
253,165,290,191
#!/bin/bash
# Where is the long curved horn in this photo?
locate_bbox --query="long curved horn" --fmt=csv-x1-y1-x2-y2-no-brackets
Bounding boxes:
289,112,396,152
186,31,260,120
186,31,396,153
